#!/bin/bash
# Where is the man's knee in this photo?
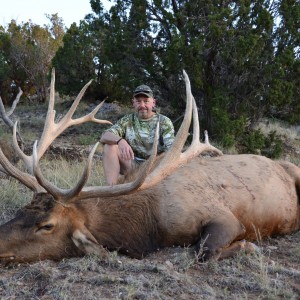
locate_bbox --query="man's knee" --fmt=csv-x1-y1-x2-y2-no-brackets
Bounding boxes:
102,144,118,158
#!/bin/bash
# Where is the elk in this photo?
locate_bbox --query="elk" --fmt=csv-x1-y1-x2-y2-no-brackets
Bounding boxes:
0,69,300,264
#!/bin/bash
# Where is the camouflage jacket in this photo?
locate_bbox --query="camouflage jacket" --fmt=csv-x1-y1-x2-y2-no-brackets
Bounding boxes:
106,113,175,159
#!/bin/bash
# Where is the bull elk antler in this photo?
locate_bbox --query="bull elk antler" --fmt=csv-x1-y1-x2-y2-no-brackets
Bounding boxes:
12,69,112,174
33,70,222,201
75,70,222,198
0,69,222,202
0,69,111,191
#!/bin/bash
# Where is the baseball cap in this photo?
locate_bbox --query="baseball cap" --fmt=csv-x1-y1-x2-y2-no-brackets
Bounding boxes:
133,85,153,98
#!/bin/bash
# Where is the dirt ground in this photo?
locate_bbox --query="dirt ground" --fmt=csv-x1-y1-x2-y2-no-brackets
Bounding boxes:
1,101,300,299
0,230,300,299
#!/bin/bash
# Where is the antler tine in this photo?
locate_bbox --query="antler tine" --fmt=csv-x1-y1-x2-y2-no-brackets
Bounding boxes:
181,99,223,159
32,123,160,201
204,130,209,144
37,69,112,159
68,100,112,126
164,69,193,155
12,121,32,172
63,142,100,201
32,141,100,201
137,70,194,189
0,145,44,193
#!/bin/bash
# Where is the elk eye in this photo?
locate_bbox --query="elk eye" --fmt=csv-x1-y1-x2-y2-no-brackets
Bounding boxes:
42,224,54,230
37,224,54,232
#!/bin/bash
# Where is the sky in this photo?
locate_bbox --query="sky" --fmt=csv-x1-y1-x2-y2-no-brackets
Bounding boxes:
0,0,111,28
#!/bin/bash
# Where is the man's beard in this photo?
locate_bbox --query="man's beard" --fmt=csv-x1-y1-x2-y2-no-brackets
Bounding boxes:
138,108,150,118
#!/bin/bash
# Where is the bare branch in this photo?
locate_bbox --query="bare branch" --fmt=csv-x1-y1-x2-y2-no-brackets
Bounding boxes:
0,88,24,147
7,88,23,117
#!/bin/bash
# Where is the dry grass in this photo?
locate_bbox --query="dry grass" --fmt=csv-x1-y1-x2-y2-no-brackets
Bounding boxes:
1,233,300,298
254,118,300,166
1,157,300,299
254,118,299,141
1,103,300,299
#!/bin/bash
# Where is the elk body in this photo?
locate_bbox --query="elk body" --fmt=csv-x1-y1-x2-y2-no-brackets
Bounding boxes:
0,70,300,264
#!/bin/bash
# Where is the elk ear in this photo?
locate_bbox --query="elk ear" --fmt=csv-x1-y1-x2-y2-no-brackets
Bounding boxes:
72,225,108,259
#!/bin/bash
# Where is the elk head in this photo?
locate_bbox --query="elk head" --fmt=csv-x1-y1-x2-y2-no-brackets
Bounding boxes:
0,70,222,264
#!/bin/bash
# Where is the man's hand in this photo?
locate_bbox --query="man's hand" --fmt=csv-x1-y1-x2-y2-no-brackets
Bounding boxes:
118,139,135,160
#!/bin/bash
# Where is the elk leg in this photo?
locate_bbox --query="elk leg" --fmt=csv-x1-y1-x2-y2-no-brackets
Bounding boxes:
72,225,108,259
196,210,246,260
218,240,259,259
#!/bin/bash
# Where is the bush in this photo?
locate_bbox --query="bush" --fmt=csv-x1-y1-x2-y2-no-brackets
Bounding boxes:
242,130,266,154
211,105,246,149
261,130,283,159
241,129,283,159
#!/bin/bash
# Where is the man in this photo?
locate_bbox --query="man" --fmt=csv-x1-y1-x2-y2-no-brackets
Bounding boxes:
100,84,175,185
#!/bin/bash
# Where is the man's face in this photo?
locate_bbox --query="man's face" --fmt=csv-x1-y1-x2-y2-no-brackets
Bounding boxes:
132,95,156,119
